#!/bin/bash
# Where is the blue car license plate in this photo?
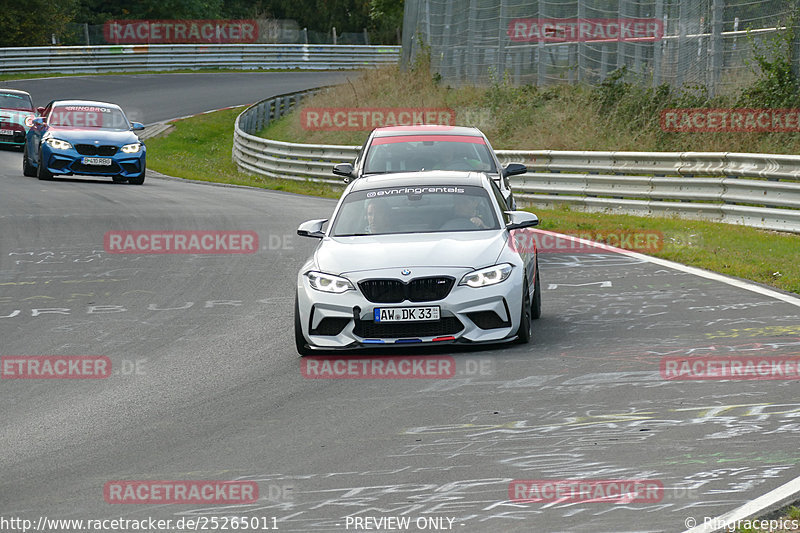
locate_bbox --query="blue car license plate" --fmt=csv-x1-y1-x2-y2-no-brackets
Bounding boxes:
83,157,112,166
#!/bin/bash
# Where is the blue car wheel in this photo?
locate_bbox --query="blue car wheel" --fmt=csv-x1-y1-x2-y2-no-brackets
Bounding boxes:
37,147,53,181
22,144,36,177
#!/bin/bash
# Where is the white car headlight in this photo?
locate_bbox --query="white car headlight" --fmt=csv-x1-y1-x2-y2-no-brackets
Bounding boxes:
45,138,72,150
121,143,142,153
306,271,354,293
459,263,513,288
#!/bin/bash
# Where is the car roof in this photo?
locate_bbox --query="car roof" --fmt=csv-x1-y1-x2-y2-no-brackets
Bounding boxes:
49,100,123,110
371,125,484,138
348,171,490,192
0,88,32,97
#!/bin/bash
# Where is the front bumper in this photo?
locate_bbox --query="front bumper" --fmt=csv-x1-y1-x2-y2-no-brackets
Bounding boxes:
41,144,146,177
297,266,525,351
0,127,27,146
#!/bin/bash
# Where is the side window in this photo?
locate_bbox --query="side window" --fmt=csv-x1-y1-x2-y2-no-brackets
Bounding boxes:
489,179,511,224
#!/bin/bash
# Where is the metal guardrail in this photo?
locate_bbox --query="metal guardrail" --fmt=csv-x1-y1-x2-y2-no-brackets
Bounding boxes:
0,44,400,74
233,88,358,186
232,94,800,233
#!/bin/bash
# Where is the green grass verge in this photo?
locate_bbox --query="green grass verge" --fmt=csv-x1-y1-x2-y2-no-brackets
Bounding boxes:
735,504,800,532
147,107,799,296
145,107,342,199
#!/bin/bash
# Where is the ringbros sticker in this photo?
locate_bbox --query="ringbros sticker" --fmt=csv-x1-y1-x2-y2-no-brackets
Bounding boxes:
49,106,124,128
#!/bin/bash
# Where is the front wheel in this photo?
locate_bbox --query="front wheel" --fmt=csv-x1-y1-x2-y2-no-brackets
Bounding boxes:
294,295,312,356
22,145,36,177
36,149,52,180
127,168,145,185
515,280,531,344
531,260,542,320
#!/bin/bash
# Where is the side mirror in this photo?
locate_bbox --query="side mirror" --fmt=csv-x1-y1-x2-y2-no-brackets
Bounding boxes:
502,163,527,178
130,122,145,131
297,219,328,239
32,117,45,127
505,211,539,230
36,107,45,116
333,163,354,182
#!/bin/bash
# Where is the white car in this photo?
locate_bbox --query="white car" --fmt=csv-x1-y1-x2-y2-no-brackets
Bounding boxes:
294,171,541,355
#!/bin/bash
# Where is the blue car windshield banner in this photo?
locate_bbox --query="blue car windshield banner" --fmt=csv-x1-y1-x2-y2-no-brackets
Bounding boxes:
49,106,128,129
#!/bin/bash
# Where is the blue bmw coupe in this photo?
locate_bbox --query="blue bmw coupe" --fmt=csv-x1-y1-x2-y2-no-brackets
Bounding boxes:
23,100,146,184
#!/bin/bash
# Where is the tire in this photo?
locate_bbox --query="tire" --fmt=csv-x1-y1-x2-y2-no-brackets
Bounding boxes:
127,169,145,185
22,145,36,176
531,259,542,320
294,295,313,356
36,149,52,180
515,279,532,344
112,175,128,183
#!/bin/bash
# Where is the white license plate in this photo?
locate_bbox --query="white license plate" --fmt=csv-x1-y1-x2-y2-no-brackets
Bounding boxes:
374,306,440,322
83,157,112,166
0,129,13,136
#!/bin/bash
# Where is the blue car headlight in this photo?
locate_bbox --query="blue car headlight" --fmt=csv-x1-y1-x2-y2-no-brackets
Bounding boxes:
121,142,142,154
459,263,513,288
45,138,72,150
305,271,354,293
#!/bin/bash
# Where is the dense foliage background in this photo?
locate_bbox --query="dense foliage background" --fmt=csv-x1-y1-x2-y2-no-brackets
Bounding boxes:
0,0,404,46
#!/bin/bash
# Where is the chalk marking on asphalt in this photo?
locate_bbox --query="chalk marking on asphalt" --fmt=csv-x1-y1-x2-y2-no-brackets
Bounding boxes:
532,229,800,308
682,472,800,533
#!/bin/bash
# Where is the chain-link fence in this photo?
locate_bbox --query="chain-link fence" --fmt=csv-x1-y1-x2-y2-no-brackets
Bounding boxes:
402,0,799,94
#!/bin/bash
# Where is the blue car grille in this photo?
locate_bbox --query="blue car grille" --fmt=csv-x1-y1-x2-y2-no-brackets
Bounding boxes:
75,144,118,156
358,277,454,303
70,161,121,173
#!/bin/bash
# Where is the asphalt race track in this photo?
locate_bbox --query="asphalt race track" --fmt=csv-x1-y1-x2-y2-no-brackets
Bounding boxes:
1,73,800,533
2,71,351,124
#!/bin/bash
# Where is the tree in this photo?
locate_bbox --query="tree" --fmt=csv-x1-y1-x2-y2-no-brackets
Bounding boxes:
369,0,404,43
0,0,78,46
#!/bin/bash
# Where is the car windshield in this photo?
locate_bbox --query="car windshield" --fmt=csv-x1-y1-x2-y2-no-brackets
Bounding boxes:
331,185,500,236
0,92,33,111
48,105,129,130
363,136,498,174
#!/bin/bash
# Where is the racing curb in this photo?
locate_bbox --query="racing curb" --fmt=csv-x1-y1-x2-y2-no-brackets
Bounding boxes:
682,475,800,532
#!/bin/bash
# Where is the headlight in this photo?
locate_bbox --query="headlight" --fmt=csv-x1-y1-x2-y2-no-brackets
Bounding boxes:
305,271,354,293
459,263,513,288
45,138,72,150
121,143,142,153
24,115,34,128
